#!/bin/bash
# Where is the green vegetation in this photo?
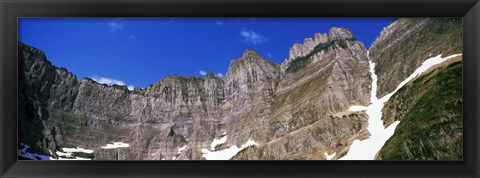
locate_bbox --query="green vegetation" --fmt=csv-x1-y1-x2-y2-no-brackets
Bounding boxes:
378,61,462,160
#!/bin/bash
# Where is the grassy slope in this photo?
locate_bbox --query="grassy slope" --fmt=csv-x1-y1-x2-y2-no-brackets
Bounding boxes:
378,61,462,160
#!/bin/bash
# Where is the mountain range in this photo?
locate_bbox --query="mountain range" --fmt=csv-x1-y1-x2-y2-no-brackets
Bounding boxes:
18,17,462,160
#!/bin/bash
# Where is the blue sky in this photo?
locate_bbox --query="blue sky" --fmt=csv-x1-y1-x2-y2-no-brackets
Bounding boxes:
18,18,394,89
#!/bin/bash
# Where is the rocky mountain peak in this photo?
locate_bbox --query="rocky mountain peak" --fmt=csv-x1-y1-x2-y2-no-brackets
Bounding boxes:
314,33,329,44
241,48,258,57
227,49,271,72
205,71,216,78
328,27,353,39
18,18,462,161
282,27,364,75
19,42,46,58
287,28,354,60
224,49,280,99
80,78,95,84
17,21,374,161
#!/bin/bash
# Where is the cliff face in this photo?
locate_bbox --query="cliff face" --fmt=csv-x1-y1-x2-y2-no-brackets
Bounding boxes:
18,27,371,160
369,18,462,98
232,27,371,160
18,18,463,160
18,43,79,156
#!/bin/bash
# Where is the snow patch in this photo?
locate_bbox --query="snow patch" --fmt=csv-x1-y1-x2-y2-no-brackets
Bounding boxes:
101,142,130,149
348,106,367,112
339,53,461,160
58,156,92,160
56,151,73,158
210,135,227,151
62,147,94,154
18,143,92,160
324,152,336,160
202,139,258,160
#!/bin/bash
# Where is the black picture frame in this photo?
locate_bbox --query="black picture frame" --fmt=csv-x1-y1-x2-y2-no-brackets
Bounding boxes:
1,0,479,177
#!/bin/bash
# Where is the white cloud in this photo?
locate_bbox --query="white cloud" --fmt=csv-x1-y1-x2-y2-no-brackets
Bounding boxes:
129,34,136,40
239,29,267,45
199,70,223,77
91,77,134,91
215,20,223,26
109,20,124,32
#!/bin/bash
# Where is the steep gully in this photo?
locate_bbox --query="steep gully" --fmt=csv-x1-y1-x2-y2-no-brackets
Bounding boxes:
200,51,462,160
334,52,462,160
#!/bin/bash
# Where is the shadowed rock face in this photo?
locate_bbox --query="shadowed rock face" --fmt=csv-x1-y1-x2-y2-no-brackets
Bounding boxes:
18,26,372,160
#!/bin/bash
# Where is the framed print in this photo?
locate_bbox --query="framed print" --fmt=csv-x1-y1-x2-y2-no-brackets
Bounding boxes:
1,0,479,177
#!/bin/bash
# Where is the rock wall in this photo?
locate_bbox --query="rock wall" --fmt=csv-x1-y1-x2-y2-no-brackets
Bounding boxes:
369,18,462,98
18,27,373,160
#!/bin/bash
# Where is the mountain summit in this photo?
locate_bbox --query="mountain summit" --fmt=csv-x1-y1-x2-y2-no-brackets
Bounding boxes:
18,18,462,160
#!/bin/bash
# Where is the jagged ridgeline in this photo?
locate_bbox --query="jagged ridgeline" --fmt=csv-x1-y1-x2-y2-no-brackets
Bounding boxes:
18,17,462,160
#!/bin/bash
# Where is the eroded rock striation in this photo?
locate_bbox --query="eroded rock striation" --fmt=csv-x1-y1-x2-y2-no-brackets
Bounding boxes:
370,17,463,160
19,27,372,160
19,18,463,160
369,18,462,98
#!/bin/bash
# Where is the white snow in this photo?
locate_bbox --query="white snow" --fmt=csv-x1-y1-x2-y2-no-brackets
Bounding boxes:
101,142,130,149
18,143,92,160
339,53,461,160
56,151,73,158
62,147,94,154
56,146,94,160
177,146,187,154
57,156,92,160
324,152,336,160
348,106,368,112
202,139,258,160
210,135,227,151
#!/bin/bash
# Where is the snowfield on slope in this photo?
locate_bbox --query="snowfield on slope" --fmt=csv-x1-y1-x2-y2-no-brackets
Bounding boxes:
202,134,258,160
101,142,130,149
338,53,462,160
18,143,92,160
